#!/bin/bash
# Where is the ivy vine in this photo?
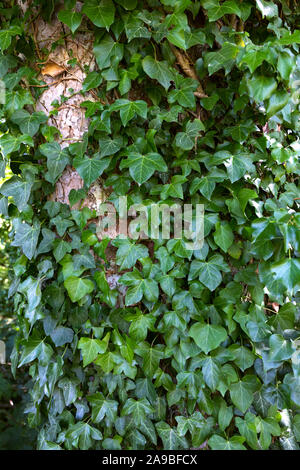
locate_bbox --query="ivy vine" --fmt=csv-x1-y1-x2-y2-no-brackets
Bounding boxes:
0,0,300,451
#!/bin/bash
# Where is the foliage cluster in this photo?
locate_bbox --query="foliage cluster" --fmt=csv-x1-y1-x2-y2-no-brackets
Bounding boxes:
0,0,300,450
0,214,36,449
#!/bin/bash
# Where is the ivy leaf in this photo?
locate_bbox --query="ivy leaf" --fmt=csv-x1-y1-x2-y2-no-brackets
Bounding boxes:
66,422,102,450
270,258,300,294
0,134,33,158
0,26,21,51
208,434,246,450
168,78,197,108
18,339,53,367
94,351,116,373
82,71,102,92
78,336,109,366
122,398,153,424
98,136,122,157
189,255,227,291
58,377,79,406
256,0,278,18
230,376,259,413
64,276,94,303
58,9,82,34
190,176,216,200
224,154,255,183
213,221,234,253
73,154,110,186
202,357,221,391
121,152,167,185
11,109,47,136
142,56,174,90
204,0,242,21
189,323,228,353
112,238,148,269
124,14,151,42
39,142,70,184
87,393,118,423
50,326,74,347
110,99,147,126
155,422,188,450
239,46,271,73
267,90,289,116
12,220,40,260
82,0,115,30
247,75,277,102
175,119,205,150
115,0,137,9
269,334,294,362
231,346,256,372
205,42,239,75
93,34,124,69
0,175,33,211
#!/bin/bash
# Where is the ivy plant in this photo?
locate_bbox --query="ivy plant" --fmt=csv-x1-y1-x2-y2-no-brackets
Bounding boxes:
0,0,300,451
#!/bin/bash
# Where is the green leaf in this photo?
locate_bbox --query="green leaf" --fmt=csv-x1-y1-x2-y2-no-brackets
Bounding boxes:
168,78,197,108
230,376,259,413
142,56,175,90
0,26,21,51
155,422,188,450
0,175,33,211
202,357,221,391
112,239,149,270
267,90,289,116
66,422,102,450
247,75,277,102
58,377,79,406
121,152,167,185
256,0,278,18
270,258,300,294
11,109,47,136
205,42,239,75
82,0,115,30
93,34,124,69
94,351,116,373
124,14,151,42
82,71,102,92
50,326,74,347
277,52,295,81
87,393,118,423
73,154,110,186
98,136,122,157
175,119,205,150
214,221,234,253
204,0,242,21
64,276,94,303
39,142,70,184
12,220,40,260
78,336,109,366
269,334,294,361
208,434,246,450
58,9,82,34
224,154,255,183
19,339,53,367
110,99,147,126
189,323,227,353
231,346,256,372
189,255,227,291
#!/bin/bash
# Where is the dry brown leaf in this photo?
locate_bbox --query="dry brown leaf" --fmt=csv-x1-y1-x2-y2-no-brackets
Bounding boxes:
41,62,65,77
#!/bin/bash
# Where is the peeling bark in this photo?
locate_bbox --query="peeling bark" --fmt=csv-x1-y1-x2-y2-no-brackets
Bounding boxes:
23,2,126,298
